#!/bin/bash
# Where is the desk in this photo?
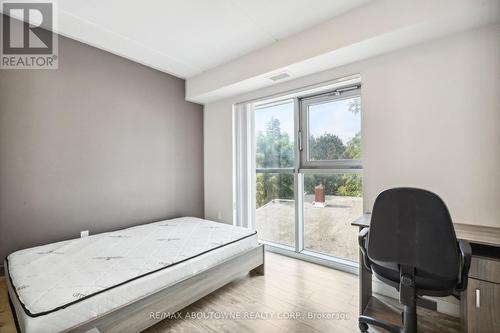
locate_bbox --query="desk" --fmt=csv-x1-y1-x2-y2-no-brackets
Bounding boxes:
351,214,500,332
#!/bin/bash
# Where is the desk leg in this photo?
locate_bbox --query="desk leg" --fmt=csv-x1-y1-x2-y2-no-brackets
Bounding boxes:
359,227,372,315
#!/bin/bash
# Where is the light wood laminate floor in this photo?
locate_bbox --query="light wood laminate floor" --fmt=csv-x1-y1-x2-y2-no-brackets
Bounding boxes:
0,252,460,333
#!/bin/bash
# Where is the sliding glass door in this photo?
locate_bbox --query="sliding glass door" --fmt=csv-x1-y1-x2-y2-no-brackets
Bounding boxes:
300,92,362,262
254,100,295,248
252,85,362,264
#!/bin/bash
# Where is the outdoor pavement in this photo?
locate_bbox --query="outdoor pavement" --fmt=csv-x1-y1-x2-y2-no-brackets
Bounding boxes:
256,195,363,262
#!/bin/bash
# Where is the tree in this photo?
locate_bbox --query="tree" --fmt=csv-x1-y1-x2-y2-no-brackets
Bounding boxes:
256,110,363,206
343,133,361,160
338,131,362,197
337,173,362,197
309,133,345,160
331,97,362,196
256,117,293,168
348,96,361,115
256,117,294,207
304,174,344,196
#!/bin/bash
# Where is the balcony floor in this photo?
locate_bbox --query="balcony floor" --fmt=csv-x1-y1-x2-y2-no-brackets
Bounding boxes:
256,195,362,261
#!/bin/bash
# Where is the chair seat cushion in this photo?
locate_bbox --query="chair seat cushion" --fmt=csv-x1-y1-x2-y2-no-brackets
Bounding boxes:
371,262,458,293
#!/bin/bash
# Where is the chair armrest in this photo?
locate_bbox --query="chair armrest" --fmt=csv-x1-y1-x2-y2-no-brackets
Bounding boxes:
456,239,472,292
358,227,372,272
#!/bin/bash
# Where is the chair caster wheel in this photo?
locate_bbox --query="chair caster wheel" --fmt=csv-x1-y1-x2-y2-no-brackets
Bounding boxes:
359,322,369,332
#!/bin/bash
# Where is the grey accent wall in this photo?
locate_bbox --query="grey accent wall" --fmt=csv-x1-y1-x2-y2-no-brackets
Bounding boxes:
0,33,204,268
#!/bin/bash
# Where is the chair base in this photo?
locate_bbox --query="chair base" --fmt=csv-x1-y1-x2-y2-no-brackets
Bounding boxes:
359,315,403,333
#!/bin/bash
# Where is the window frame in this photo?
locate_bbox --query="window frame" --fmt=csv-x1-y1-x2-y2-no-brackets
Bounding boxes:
299,86,362,170
233,76,363,272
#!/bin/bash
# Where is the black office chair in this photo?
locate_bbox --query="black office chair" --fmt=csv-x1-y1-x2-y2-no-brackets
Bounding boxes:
358,188,471,333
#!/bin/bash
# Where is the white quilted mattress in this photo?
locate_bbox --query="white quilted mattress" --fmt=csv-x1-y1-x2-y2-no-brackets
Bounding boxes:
5,217,258,333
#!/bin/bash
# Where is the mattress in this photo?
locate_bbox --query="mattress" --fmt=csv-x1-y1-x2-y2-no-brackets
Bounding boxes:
6,217,258,333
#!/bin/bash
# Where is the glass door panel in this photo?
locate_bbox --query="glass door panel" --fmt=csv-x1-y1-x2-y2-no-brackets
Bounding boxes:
255,172,295,246
303,173,362,261
254,101,295,247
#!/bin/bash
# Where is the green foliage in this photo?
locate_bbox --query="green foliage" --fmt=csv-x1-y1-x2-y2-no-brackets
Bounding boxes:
309,134,345,160
256,117,294,168
343,133,361,160
338,173,363,197
256,117,294,207
256,173,294,208
304,174,344,196
256,103,363,205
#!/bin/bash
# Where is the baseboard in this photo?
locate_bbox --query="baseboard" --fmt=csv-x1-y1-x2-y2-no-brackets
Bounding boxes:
0,264,4,276
372,277,460,317
264,243,358,275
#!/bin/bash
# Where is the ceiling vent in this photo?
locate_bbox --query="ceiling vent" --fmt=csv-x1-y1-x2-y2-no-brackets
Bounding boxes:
268,72,291,82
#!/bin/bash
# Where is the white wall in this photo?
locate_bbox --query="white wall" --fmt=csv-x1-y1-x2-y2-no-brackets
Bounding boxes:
204,24,500,228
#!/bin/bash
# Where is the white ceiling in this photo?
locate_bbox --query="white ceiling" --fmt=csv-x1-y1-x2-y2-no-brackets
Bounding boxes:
54,0,370,78
186,0,500,103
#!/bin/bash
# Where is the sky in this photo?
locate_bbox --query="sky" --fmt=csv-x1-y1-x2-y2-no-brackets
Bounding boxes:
255,102,295,142
254,98,360,145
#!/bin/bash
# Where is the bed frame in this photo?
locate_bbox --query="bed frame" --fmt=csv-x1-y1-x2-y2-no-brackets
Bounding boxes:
8,244,265,333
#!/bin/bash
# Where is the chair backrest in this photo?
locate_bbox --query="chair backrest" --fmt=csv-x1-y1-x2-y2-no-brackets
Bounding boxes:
367,188,460,281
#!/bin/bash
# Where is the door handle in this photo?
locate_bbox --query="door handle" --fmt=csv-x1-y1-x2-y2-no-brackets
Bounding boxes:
475,289,480,308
